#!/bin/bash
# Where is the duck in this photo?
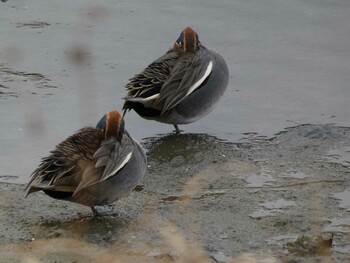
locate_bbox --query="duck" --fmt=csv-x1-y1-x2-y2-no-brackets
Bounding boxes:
25,111,147,216
123,27,229,133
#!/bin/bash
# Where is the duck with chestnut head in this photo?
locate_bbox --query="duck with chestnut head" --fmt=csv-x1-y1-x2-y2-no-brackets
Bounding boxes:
26,111,146,216
123,27,229,133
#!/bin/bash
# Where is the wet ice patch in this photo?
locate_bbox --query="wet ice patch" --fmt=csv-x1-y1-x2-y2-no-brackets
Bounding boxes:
333,246,350,254
249,209,277,219
323,218,350,233
242,174,276,188
321,146,350,167
261,199,295,210
249,199,295,219
333,189,350,211
323,219,350,254
286,170,309,179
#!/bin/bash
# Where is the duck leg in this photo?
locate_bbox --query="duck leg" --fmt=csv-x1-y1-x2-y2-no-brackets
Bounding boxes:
174,124,181,134
91,206,100,217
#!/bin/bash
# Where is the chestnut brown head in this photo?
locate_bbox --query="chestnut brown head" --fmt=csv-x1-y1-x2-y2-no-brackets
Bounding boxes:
96,111,125,141
173,27,201,52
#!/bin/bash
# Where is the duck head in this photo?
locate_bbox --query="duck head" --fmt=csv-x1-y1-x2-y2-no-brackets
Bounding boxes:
173,27,201,52
96,111,125,141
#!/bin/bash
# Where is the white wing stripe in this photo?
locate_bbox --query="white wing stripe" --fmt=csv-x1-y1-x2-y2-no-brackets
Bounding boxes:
186,60,213,97
103,152,133,181
130,93,159,102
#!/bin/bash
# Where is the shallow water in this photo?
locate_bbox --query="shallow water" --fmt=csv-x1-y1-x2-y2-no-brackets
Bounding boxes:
249,198,296,219
1,0,350,184
333,189,350,211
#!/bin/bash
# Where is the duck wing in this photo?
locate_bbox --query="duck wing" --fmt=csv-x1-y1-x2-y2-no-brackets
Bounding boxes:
123,50,181,108
73,132,135,195
25,128,104,196
94,133,134,181
157,48,213,113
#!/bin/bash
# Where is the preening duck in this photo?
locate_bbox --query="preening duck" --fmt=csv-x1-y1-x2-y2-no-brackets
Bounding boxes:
123,27,229,133
26,111,147,216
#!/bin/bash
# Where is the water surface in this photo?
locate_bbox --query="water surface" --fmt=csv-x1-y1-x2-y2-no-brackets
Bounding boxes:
1,0,350,183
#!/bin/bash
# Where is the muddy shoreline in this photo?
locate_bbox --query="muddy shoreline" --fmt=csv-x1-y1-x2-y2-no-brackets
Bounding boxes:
1,124,350,262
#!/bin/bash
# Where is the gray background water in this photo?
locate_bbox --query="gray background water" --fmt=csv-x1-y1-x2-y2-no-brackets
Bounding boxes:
1,0,349,183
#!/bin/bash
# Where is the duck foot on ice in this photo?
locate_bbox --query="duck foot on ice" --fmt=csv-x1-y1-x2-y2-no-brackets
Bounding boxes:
174,124,181,134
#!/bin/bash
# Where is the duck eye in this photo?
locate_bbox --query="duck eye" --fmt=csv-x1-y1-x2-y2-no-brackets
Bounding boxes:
176,41,183,46
175,31,184,47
